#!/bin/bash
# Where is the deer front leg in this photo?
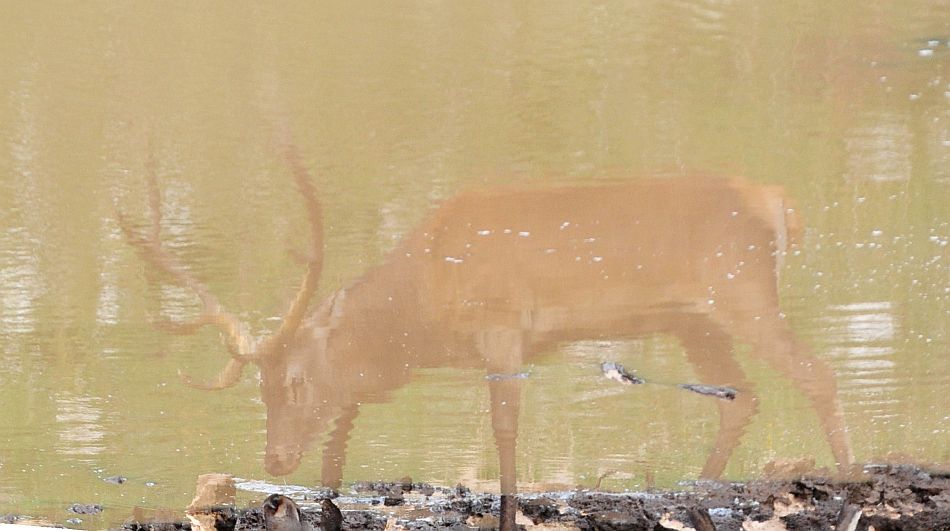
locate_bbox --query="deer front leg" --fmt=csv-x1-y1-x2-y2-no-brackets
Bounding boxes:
320,404,360,489
490,378,520,531
672,315,757,479
476,327,524,531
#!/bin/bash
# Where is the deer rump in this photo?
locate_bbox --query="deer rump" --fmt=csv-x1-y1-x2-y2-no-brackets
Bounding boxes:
412,177,797,332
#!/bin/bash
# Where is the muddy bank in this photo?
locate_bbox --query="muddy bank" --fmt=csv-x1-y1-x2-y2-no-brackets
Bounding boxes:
120,465,949,531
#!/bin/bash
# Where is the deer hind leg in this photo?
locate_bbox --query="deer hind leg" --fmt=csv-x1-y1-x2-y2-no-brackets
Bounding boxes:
747,315,853,472
717,311,854,474
475,326,524,531
672,315,758,479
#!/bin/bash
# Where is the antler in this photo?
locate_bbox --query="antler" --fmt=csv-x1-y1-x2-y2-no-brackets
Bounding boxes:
259,134,324,352
118,137,324,389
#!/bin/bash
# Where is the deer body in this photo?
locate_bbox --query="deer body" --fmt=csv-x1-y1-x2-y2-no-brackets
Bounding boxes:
258,177,850,490
122,162,852,527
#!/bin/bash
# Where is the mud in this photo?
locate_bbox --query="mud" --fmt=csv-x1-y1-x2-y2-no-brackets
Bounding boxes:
118,465,950,531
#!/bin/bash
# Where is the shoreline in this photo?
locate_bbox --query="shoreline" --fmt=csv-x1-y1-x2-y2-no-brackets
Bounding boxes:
3,464,947,530
111,464,950,531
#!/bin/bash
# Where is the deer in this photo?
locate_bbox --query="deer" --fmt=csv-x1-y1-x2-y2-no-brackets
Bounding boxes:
120,139,853,529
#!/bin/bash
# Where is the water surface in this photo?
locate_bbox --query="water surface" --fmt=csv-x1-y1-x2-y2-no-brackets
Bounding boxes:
1,2,948,528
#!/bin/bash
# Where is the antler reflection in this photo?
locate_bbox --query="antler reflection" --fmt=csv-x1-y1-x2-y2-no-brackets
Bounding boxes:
117,138,324,389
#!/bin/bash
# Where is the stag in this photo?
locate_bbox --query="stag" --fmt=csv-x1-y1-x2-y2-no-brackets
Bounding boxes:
121,142,853,529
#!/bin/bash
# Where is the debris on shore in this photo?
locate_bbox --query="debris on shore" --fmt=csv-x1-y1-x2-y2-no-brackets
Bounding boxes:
118,464,950,531
600,362,645,385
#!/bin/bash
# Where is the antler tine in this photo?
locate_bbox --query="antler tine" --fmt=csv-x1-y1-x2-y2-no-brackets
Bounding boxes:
259,133,325,352
117,209,257,363
120,130,323,384
117,162,258,390
177,358,248,391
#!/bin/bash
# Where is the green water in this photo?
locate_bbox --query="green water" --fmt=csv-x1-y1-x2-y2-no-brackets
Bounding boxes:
1,2,948,528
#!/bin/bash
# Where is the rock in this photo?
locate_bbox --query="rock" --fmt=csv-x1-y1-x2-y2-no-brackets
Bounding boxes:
187,473,236,512
414,483,435,496
261,494,304,531
678,384,737,400
68,503,103,515
520,497,559,524
320,499,343,531
601,362,645,385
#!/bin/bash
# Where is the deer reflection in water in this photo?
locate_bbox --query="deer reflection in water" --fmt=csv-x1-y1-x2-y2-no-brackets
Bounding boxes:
120,143,852,528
